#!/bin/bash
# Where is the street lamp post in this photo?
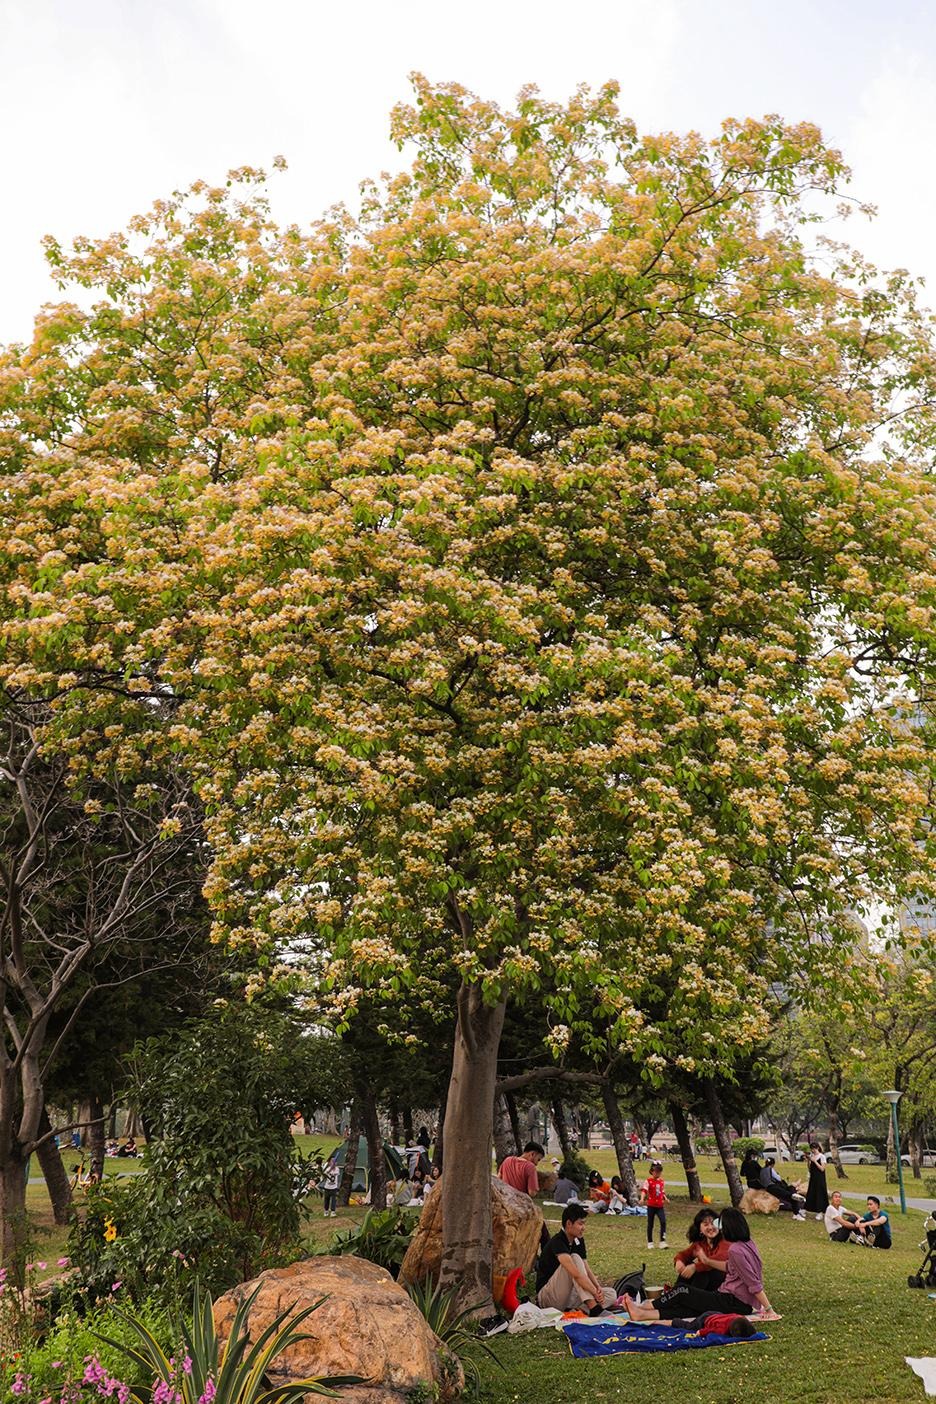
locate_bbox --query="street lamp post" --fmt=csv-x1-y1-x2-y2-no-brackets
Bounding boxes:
882,1089,907,1215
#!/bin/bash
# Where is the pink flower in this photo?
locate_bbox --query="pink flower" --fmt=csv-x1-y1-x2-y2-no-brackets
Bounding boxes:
10,1373,26,1395
51,1362,63,1370
57,1257,70,1268
182,1356,192,1376
111,1281,122,1292
35,1261,47,1270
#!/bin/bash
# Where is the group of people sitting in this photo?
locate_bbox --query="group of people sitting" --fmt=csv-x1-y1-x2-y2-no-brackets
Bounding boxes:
536,1202,777,1327
105,1137,138,1158
740,1150,807,1218
824,1191,892,1248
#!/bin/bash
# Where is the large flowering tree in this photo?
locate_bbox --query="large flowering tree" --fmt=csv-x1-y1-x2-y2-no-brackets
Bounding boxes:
4,81,936,1302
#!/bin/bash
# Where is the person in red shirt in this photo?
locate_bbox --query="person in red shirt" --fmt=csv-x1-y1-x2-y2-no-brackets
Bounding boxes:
498,1141,544,1196
639,1160,669,1248
673,1208,730,1291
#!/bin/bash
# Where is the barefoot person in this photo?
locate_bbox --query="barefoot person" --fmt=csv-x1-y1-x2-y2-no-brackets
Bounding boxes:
536,1205,617,1313
623,1207,776,1321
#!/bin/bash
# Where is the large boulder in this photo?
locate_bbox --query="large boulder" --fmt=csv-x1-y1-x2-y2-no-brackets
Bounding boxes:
739,1181,806,1215
400,1174,543,1288
213,1256,463,1404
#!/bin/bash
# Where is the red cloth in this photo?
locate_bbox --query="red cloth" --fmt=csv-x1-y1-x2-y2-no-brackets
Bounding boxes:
498,1155,539,1195
698,1312,744,1337
642,1175,666,1207
674,1239,730,1269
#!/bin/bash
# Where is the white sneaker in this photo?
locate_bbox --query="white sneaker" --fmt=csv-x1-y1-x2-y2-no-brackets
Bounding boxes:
793,1212,806,1221
658,1240,668,1249
815,1214,822,1222
646,1242,655,1250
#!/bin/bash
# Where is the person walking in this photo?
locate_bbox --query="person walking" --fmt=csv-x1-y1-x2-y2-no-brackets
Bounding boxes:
804,1142,829,1221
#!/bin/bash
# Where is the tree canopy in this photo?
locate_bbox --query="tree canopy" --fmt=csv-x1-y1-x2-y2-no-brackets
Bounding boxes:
4,77,936,1298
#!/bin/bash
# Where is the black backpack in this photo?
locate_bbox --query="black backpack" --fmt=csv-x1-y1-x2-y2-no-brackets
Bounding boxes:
613,1264,647,1301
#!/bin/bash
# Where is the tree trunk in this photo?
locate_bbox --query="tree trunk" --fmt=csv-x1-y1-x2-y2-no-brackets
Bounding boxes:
670,1102,702,1203
551,1098,573,1163
600,1082,639,1204
402,1106,413,1145
704,1078,743,1208
35,1108,72,1226
432,1086,447,1171
389,1102,402,1148
358,1081,386,1209
577,1108,591,1150
504,1092,522,1154
107,1103,118,1139
0,1149,29,1282
492,1095,514,1169
87,1094,105,1180
338,1100,362,1207
909,1122,923,1180
827,1108,848,1180
438,983,506,1313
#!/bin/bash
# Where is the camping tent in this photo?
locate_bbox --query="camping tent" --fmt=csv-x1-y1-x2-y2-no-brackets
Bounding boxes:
332,1137,406,1194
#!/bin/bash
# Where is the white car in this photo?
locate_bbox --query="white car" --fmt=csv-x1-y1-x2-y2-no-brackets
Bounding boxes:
836,1144,883,1165
901,1148,936,1168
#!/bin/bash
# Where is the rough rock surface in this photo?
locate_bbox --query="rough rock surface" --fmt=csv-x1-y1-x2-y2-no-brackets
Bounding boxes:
740,1181,806,1215
213,1256,463,1404
536,1168,558,1195
400,1174,543,1287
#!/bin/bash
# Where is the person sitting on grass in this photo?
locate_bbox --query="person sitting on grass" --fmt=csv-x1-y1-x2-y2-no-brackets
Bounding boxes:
608,1175,629,1213
673,1208,730,1291
824,1189,863,1243
759,1158,805,1218
498,1141,544,1197
553,1164,583,1205
536,1204,618,1314
587,1169,612,1211
855,1195,892,1249
622,1206,776,1321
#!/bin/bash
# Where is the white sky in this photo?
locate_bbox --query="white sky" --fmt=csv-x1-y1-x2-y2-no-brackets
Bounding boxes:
2,0,936,344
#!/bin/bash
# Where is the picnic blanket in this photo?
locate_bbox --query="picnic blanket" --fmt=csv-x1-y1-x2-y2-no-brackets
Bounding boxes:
562,1318,768,1357
906,1358,936,1396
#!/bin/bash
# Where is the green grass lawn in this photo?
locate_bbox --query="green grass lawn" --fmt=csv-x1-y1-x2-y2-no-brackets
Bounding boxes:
23,1140,936,1401
473,1199,936,1404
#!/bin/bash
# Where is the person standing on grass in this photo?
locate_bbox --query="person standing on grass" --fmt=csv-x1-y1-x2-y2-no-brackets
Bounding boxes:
497,1140,544,1196
321,1152,340,1218
623,1207,776,1320
639,1159,669,1249
804,1142,829,1221
536,1205,618,1313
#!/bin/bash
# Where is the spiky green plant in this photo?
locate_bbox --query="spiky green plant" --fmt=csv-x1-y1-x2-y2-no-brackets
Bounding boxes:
405,1278,503,1391
96,1279,363,1403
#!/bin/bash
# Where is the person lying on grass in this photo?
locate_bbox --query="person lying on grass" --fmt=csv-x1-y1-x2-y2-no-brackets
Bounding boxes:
536,1205,617,1314
673,1208,730,1291
622,1207,776,1321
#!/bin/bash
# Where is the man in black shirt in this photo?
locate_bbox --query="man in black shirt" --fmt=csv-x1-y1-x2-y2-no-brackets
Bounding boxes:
536,1205,616,1313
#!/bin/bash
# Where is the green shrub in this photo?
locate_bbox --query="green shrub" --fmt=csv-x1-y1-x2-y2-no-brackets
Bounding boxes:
696,1136,717,1153
326,1206,418,1277
406,1278,502,1394
731,1137,766,1158
557,1150,594,1187
68,1008,311,1301
923,1174,936,1198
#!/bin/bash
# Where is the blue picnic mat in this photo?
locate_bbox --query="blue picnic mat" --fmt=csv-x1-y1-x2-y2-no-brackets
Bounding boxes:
563,1319,768,1357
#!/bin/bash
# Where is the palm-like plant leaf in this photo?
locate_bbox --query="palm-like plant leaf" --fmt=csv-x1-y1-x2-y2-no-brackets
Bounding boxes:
98,1280,364,1404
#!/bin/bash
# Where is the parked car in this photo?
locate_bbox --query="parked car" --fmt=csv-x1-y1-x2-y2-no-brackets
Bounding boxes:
836,1144,883,1165
901,1149,936,1168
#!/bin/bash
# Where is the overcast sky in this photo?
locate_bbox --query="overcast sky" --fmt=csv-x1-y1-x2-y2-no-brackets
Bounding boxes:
2,0,935,344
